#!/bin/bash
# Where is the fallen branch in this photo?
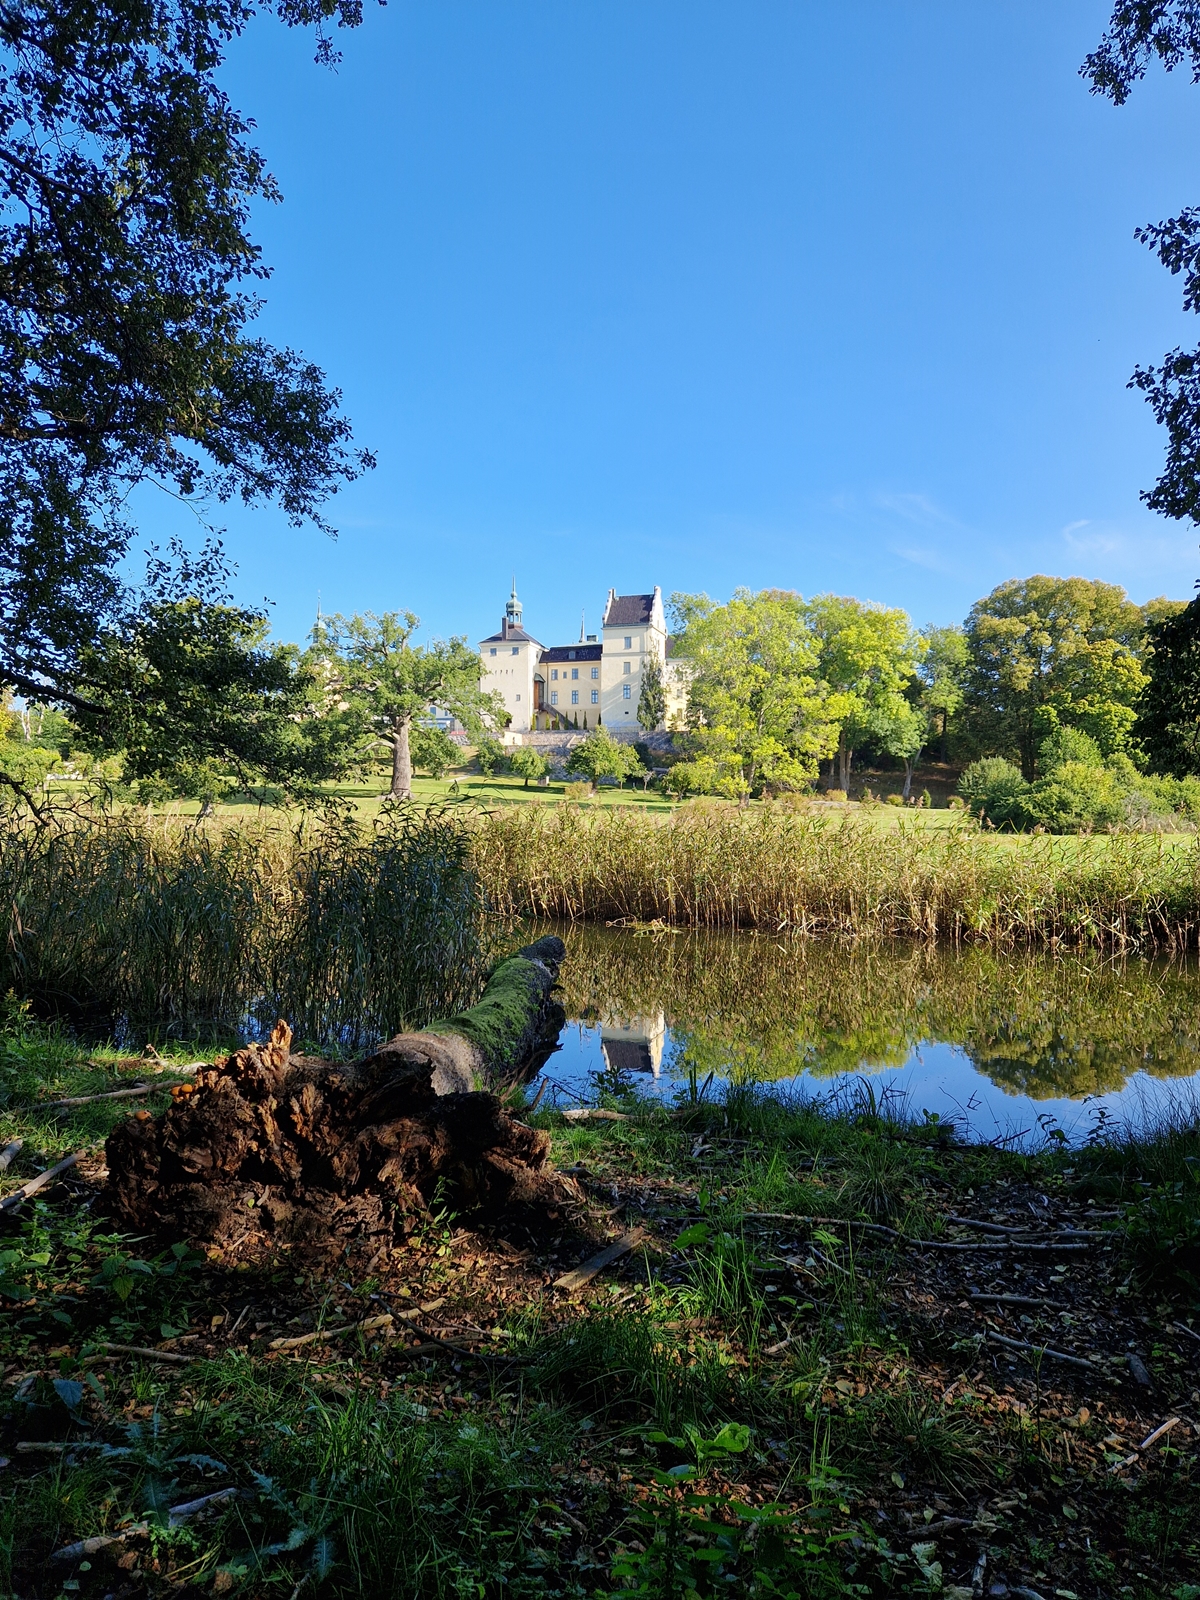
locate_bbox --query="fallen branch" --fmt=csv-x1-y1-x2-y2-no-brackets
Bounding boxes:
0,1138,21,1171
270,1313,394,1351
1108,1415,1181,1473
744,1213,1092,1254
1173,1320,1200,1346
969,1293,1066,1310
983,1331,1095,1370
0,1151,81,1211
34,1081,193,1111
560,1108,630,1124
50,1486,243,1561
554,1230,643,1291
98,1341,196,1365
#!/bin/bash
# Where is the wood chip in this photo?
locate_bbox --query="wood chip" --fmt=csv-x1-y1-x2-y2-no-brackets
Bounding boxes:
554,1230,642,1291
269,1313,393,1351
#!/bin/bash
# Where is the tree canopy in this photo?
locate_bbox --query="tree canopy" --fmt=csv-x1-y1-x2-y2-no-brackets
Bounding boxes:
0,0,375,793
669,589,837,796
1085,4,1200,528
320,612,500,800
805,594,923,793
1134,595,1200,774
959,576,1171,778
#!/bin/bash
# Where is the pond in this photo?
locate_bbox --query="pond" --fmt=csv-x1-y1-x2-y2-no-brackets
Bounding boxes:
529,924,1200,1145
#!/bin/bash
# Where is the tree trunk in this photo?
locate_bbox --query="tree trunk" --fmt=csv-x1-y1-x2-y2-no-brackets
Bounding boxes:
902,758,914,800
390,715,413,799
102,937,571,1251
838,734,852,794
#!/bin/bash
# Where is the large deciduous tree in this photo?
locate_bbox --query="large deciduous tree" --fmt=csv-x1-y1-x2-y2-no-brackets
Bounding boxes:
669,589,836,795
805,594,923,794
960,576,1164,778
1133,595,1200,774
323,612,501,801
0,0,374,792
1084,5,1200,527
916,623,969,762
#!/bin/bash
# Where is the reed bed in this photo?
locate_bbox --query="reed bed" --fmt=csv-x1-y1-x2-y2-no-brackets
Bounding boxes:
0,808,485,1047
469,802,1200,946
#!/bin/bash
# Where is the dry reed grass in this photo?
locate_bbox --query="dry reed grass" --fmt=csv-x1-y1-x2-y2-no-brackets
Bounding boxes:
0,807,485,1046
469,803,1200,946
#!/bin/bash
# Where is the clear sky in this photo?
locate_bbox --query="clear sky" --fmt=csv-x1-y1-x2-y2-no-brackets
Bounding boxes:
141,1,1200,649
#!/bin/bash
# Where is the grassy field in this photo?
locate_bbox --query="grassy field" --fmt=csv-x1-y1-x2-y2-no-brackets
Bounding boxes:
1,1009,1198,1599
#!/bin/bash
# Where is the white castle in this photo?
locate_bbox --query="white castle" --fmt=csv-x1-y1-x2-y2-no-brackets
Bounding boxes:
478,583,688,739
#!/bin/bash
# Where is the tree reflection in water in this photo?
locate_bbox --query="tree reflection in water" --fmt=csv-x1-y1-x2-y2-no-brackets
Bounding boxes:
546,923,1200,1101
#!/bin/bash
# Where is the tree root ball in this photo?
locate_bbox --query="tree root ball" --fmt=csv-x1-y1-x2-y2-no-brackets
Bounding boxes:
102,937,575,1251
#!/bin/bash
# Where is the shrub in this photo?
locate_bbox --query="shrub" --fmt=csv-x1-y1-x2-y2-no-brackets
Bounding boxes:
957,757,1032,827
884,793,904,807
1026,760,1126,834
474,735,504,775
563,781,592,801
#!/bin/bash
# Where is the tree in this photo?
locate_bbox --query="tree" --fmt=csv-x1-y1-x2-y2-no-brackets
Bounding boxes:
565,727,643,788
509,746,549,788
1084,6,1200,531
916,624,969,761
960,576,1157,778
410,725,459,781
71,589,342,807
0,0,375,791
1134,595,1200,774
806,595,923,794
878,701,928,800
637,655,666,731
322,612,502,801
669,589,837,794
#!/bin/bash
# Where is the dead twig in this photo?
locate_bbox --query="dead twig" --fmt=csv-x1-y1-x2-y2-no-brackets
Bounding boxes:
98,1342,196,1365
0,1151,81,1211
33,1080,194,1110
50,1486,243,1561
983,1330,1095,1370
1109,1416,1181,1473
560,1108,630,1124
555,1230,644,1291
270,1313,393,1351
969,1293,1066,1310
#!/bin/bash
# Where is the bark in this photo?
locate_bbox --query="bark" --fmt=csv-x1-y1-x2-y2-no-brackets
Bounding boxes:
902,759,914,800
102,936,570,1252
390,714,413,799
838,734,853,794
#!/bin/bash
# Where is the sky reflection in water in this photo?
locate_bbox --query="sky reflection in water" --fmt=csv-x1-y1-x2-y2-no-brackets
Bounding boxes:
531,925,1200,1146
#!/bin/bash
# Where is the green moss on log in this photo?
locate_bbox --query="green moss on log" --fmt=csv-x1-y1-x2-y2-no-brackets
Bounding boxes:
427,937,565,1074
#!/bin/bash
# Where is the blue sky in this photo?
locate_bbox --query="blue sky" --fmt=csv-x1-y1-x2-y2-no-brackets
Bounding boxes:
142,2,1200,648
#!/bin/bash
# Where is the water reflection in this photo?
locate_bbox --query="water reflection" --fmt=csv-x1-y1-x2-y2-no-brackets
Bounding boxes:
536,924,1200,1140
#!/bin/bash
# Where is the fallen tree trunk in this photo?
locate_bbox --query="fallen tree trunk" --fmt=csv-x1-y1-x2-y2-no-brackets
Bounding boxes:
102,936,570,1250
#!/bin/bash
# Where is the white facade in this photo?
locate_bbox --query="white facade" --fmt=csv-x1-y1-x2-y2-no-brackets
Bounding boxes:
477,583,686,738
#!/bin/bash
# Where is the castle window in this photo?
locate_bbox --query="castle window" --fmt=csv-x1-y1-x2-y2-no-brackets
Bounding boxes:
591,690,599,705
623,684,631,699
571,690,579,705
591,667,599,679
512,646,519,655
623,661,631,675
568,650,576,660
571,668,579,679
624,635,632,649
490,648,497,656
515,694,521,702
551,669,558,680
551,690,558,705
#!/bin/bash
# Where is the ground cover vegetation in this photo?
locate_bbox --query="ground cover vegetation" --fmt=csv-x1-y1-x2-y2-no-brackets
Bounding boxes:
1,987,1198,1600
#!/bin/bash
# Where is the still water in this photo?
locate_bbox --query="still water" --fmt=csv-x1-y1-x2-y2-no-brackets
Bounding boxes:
529,925,1200,1145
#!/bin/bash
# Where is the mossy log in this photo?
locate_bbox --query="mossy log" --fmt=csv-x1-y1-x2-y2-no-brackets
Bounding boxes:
101,936,570,1250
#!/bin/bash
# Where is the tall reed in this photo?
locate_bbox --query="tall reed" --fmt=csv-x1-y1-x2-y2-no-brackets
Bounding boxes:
0,807,486,1047
469,803,1200,946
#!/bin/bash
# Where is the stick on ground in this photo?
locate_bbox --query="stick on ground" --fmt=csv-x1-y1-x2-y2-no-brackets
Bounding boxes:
554,1230,643,1291
0,1151,81,1211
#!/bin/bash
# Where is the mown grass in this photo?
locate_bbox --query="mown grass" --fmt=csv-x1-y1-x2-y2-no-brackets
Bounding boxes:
2,1000,1199,1598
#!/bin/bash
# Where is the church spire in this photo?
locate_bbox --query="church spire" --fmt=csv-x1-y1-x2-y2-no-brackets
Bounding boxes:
505,578,523,629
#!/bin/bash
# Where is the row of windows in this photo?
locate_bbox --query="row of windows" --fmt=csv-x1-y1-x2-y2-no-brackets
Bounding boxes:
550,666,599,681
550,689,602,706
